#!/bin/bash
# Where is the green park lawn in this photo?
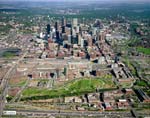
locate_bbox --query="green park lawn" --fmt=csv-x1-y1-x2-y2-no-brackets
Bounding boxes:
21,77,116,101
135,80,148,87
137,47,150,55
3,52,16,58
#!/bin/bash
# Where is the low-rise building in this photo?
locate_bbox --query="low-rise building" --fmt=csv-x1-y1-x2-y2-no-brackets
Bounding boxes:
117,99,129,109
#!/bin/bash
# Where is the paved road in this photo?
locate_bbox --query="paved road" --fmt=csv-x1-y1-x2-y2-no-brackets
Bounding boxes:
10,77,30,103
4,109,134,118
0,51,28,116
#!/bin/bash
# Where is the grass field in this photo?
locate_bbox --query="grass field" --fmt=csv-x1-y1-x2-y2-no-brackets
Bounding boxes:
9,77,27,87
21,77,116,101
135,80,148,87
123,57,137,76
137,47,150,55
2,52,16,58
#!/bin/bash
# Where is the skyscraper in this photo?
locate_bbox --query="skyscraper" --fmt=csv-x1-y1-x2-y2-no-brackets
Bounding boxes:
68,35,72,44
73,18,78,27
61,17,66,34
70,27,74,44
55,21,60,42
81,38,84,48
56,31,60,40
47,24,51,34
61,17,66,27
62,26,65,33
55,21,58,31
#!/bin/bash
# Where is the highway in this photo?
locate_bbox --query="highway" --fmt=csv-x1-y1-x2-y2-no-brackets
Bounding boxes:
4,109,134,118
0,51,28,116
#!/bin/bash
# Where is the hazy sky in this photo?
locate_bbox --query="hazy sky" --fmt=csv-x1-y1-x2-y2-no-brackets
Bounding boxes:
1,0,149,2
0,0,149,4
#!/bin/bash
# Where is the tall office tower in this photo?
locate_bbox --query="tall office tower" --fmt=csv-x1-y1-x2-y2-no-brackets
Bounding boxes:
79,26,82,35
70,27,73,36
56,31,60,40
55,21,58,31
72,28,76,36
81,38,84,48
78,34,82,45
47,24,51,34
73,18,78,27
87,35,93,46
72,35,77,44
68,35,72,44
62,26,65,33
76,26,80,33
62,33,67,41
61,17,66,34
94,19,101,28
62,17,64,26
62,17,66,27
66,23,72,28
93,28,98,36
75,33,79,44
70,27,73,44
50,31,53,39
96,31,100,41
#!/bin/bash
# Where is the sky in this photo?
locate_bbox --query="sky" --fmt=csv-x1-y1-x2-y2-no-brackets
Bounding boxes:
0,0,150,4
1,0,149,2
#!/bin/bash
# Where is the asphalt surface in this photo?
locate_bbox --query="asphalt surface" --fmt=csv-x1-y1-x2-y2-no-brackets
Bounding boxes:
3,109,134,118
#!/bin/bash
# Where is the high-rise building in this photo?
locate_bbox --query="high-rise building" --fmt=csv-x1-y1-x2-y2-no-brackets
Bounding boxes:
77,34,82,45
72,35,78,44
68,35,72,44
96,31,100,41
70,27,73,36
61,17,66,34
66,23,72,28
55,21,58,31
76,26,80,33
47,24,51,34
93,28,98,36
72,28,76,36
87,35,93,46
56,31,60,40
62,26,65,33
73,18,78,27
75,34,79,44
61,17,66,27
81,38,84,48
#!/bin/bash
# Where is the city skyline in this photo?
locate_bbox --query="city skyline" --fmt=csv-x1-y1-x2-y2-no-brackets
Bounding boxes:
0,0,149,117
